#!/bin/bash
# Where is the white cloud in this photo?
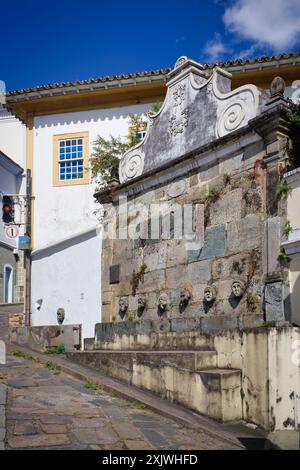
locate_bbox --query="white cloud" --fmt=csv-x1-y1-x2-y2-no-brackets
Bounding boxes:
203,33,232,62
224,0,300,51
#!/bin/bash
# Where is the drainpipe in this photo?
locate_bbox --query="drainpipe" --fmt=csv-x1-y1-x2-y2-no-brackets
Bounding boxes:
25,169,32,327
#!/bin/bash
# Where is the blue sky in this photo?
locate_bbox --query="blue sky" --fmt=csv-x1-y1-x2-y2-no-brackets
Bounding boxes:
1,0,300,91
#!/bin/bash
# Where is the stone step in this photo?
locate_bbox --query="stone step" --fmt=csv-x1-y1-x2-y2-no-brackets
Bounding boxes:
66,350,242,423
199,369,243,423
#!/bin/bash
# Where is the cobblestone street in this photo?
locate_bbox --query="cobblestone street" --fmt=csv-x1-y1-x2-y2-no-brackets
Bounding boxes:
0,352,241,450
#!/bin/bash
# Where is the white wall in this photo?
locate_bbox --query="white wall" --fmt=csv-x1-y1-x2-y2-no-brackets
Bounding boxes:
0,108,26,169
32,103,150,337
33,103,149,248
31,228,102,339
0,164,18,248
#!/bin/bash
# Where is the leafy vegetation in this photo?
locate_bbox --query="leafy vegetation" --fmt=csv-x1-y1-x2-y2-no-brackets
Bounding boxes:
12,350,35,361
44,361,61,374
131,262,147,296
276,181,292,199
130,401,146,410
278,246,290,264
84,381,102,392
223,173,231,185
90,103,164,188
46,344,65,355
246,293,257,306
206,187,220,201
283,221,293,237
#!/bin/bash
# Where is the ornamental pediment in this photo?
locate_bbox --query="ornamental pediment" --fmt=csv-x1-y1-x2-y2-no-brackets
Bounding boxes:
119,56,263,183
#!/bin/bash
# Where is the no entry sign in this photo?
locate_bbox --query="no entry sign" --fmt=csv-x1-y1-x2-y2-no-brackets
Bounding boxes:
5,225,19,239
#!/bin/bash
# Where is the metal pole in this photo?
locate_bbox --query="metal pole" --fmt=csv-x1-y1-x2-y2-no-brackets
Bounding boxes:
25,169,32,327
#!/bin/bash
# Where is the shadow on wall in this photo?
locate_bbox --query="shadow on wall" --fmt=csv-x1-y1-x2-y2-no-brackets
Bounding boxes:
35,104,150,129
292,271,300,326
32,227,99,260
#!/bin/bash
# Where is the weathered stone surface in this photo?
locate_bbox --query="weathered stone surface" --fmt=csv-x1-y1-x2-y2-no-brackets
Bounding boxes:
227,215,261,254
263,217,281,275
113,422,143,440
210,189,242,226
124,439,152,450
72,418,106,428
14,422,37,436
201,315,239,332
8,434,70,449
40,423,68,434
8,379,37,388
194,225,226,261
265,282,284,322
0,385,6,406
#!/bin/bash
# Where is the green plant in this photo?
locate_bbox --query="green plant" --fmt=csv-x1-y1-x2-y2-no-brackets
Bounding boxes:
130,401,146,410
84,381,102,392
44,361,61,374
283,221,293,237
246,293,257,305
131,263,147,296
206,188,220,201
46,344,65,355
223,173,231,185
90,108,157,189
278,246,291,264
12,350,35,361
150,102,163,114
276,181,292,199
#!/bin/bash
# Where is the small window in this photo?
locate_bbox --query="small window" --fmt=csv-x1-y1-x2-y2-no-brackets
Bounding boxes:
53,132,89,186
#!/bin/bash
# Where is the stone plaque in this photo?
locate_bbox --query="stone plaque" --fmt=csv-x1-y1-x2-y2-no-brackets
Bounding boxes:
109,265,120,285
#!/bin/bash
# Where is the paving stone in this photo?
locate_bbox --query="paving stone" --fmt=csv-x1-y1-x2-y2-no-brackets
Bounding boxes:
40,423,68,434
14,421,37,436
113,422,143,440
0,385,6,405
8,379,37,388
0,407,5,428
72,426,119,445
38,415,72,425
124,439,152,450
8,433,70,449
72,417,106,428
140,429,170,448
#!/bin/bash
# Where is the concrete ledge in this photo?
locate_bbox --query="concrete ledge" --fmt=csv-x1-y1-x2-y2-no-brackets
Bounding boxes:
66,350,241,423
9,325,81,352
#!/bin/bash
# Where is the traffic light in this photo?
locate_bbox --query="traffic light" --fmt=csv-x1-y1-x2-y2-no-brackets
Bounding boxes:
2,195,14,224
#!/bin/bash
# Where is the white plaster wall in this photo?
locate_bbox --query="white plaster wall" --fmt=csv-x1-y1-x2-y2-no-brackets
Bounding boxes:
0,111,26,169
32,103,150,337
31,228,102,339
0,164,18,248
33,103,149,248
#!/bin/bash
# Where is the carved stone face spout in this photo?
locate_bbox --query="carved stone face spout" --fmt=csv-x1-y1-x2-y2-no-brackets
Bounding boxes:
137,296,146,317
118,297,128,319
57,308,65,325
231,281,245,299
179,289,191,313
203,286,217,304
157,293,168,316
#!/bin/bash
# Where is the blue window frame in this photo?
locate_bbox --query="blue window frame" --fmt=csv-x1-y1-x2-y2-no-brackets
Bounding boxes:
59,137,84,181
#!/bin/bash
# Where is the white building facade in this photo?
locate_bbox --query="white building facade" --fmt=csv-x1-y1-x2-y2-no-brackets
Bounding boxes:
30,104,151,339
